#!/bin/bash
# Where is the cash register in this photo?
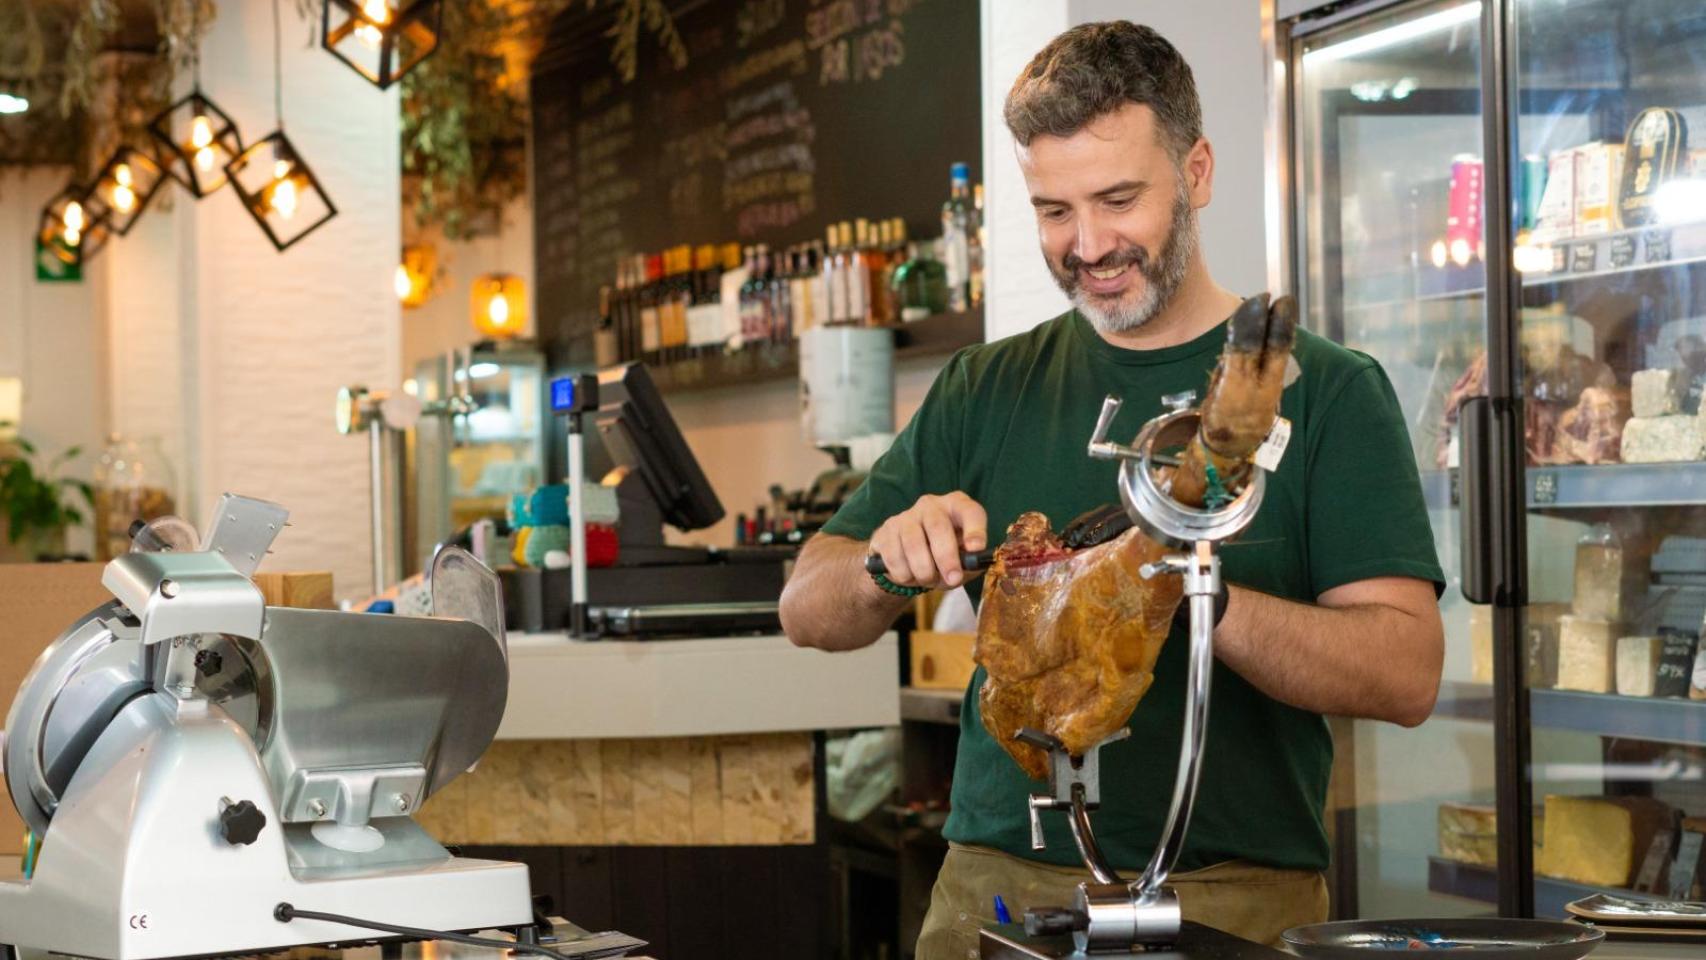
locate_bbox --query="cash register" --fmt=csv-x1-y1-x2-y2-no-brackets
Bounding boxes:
501,361,792,638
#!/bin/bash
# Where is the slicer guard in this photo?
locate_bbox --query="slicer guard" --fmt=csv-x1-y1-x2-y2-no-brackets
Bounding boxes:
997,396,1270,956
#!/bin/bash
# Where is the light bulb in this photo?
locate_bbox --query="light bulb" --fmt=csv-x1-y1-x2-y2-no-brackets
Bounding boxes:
269,176,299,220
63,200,85,233
195,146,215,171
113,184,137,213
1450,237,1472,267
1429,239,1448,269
395,264,413,301
191,115,213,149
114,163,133,187
63,226,82,247
487,292,511,326
357,0,391,48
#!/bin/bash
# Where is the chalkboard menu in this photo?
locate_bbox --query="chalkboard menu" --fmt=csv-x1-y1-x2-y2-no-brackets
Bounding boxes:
530,0,982,364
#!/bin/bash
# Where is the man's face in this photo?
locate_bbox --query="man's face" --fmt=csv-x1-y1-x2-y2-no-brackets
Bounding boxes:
1018,103,1209,334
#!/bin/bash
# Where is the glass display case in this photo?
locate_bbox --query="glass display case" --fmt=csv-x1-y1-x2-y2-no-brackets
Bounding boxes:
410,341,547,572
1277,0,1706,919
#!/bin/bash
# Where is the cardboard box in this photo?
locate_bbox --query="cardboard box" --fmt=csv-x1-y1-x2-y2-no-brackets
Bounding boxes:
0,563,109,856
909,630,975,690
1575,142,1625,236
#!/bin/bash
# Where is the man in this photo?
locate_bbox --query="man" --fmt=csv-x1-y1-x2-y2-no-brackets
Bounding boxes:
780,21,1444,957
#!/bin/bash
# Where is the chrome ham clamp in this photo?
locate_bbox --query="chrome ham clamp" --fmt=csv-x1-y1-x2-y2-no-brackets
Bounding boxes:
983,394,1273,959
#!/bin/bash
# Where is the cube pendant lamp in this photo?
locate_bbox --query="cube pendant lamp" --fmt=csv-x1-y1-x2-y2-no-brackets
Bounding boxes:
147,90,244,197
226,132,338,252
322,0,443,90
90,146,168,235
37,183,112,266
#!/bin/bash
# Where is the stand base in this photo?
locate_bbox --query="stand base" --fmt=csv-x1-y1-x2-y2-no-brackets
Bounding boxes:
980,920,1289,959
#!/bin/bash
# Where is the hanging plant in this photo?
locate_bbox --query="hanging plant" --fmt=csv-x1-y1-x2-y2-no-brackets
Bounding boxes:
400,0,686,239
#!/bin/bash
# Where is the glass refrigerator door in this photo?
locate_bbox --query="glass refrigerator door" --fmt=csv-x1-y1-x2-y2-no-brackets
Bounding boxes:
1511,0,1706,916
1291,0,1495,919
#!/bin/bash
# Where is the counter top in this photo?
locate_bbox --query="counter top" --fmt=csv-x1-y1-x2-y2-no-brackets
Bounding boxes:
498,631,900,740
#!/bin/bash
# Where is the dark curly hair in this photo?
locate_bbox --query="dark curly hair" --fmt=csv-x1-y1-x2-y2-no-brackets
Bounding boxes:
1004,21,1203,163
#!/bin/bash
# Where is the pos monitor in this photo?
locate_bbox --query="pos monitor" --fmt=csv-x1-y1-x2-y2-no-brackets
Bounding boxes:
592,362,724,534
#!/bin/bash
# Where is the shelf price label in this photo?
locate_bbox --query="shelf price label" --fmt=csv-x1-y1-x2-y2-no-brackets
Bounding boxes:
1570,242,1597,273
1643,229,1673,263
1531,471,1558,505
1609,235,1637,269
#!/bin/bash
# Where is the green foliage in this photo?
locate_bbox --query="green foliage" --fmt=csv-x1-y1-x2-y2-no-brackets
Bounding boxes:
0,427,95,554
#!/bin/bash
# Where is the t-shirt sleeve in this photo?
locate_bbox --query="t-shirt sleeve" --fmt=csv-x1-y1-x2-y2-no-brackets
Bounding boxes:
1305,361,1446,598
819,351,969,541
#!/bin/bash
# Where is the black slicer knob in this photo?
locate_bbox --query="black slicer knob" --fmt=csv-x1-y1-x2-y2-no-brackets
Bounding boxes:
219,799,266,845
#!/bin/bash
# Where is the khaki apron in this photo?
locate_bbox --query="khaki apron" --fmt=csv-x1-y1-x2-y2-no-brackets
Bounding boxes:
915,842,1329,960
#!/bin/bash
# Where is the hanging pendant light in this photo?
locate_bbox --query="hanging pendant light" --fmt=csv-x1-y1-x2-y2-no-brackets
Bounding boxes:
227,0,338,252
322,0,443,90
90,146,168,235
37,183,112,266
146,6,243,198
470,273,525,339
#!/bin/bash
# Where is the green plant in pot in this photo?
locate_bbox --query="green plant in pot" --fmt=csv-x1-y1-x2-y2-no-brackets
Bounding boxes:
0,426,96,562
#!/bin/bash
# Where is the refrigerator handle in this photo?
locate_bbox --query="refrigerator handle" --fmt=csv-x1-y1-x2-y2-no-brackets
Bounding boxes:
1459,395,1495,604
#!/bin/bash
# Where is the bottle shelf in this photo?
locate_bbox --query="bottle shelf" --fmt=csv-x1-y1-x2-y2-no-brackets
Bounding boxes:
1433,680,1706,748
1422,462,1706,512
644,306,983,395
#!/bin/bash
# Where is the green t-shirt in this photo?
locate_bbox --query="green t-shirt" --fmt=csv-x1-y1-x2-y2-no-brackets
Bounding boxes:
822,309,1444,873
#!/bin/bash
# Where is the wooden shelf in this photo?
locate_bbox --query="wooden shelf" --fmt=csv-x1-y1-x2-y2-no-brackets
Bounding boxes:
646,307,983,395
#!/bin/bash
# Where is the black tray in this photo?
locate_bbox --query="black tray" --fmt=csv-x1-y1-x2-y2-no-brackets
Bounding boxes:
1282,918,1603,960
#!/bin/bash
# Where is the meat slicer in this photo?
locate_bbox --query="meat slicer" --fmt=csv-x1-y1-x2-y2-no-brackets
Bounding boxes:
0,494,603,960
980,395,1286,960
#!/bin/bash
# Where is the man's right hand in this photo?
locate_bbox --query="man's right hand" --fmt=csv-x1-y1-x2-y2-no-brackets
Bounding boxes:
868,491,988,589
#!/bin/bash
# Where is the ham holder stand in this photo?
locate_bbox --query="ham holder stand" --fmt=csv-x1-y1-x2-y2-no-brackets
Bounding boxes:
980,393,1286,960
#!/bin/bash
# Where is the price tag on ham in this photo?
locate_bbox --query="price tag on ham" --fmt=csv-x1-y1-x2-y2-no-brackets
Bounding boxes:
1253,416,1292,471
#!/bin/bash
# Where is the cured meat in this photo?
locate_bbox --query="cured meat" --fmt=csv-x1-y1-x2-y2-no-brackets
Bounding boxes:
1555,386,1630,465
975,295,1298,779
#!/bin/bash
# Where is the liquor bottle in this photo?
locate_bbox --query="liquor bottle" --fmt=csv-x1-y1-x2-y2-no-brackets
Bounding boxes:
894,238,950,321
789,245,812,337
844,221,869,325
640,253,664,362
720,243,745,350
881,218,907,324
595,284,617,367
942,161,973,312
970,184,986,308
824,225,848,325
765,244,790,343
662,246,687,362
739,246,761,346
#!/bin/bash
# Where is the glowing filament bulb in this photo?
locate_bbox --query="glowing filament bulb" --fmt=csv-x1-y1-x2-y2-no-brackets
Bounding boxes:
62,199,84,246
357,0,391,48
395,264,413,301
190,114,216,171
270,176,299,220
487,292,511,327
111,163,137,213
1449,237,1472,267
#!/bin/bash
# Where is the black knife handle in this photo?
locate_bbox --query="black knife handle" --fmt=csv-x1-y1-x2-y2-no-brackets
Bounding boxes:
865,549,994,576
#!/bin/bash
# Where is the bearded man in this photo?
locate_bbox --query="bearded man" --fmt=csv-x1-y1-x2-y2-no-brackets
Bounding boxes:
780,20,1444,957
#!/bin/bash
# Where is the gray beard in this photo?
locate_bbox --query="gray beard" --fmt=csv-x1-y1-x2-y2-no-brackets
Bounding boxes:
1055,186,1199,336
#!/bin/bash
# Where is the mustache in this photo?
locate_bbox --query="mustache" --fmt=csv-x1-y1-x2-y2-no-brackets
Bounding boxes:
1061,246,1150,275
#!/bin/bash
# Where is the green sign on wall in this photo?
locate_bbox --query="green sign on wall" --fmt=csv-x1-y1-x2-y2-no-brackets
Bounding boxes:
35,238,81,283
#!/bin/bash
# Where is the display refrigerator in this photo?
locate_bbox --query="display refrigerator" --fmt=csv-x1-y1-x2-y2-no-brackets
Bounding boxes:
1272,0,1706,920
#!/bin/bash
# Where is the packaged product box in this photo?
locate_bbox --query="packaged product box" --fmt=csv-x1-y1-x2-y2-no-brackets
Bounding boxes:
1575,141,1625,236
1532,146,1577,243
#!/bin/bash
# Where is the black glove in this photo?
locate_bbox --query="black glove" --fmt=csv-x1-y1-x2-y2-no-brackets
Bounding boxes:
1061,503,1132,549
1173,580,1230,632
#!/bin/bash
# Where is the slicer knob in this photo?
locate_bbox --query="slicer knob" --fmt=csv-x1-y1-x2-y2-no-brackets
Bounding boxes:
219,799,266,845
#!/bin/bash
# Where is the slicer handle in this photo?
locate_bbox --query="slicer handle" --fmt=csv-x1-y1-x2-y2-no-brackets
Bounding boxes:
1027,795,1048,851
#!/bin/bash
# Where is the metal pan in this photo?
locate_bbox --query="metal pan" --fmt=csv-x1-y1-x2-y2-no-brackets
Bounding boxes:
1283,918,1603,960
